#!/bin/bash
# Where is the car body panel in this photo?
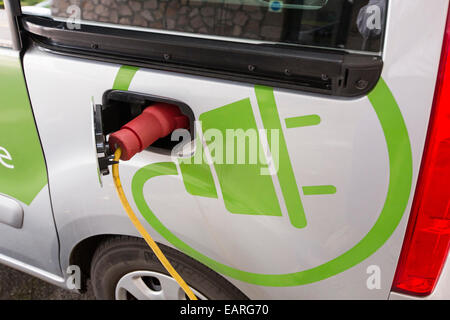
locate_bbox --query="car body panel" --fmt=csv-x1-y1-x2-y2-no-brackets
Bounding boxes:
0,47,61,277
0,0,446,299
17,0,448,299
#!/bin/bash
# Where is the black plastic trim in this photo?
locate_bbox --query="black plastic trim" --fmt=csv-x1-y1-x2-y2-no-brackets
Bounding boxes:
21,15,383,97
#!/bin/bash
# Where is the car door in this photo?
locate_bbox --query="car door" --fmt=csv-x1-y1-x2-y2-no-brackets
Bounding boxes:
18,0,449,299
0,1,61,281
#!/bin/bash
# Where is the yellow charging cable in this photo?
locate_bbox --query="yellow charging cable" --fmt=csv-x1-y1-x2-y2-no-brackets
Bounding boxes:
112,148,198,300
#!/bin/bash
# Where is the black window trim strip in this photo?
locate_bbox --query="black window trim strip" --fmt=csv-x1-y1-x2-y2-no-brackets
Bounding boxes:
20,15,383,97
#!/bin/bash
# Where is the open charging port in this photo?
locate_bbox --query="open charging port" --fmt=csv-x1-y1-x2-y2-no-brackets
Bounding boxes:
94,90,195,175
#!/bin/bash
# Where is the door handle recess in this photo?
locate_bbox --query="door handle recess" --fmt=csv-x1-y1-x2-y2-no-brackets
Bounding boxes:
0,194,24,229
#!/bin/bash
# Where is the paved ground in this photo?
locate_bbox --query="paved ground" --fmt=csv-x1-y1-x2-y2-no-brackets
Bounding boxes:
0,264,96,300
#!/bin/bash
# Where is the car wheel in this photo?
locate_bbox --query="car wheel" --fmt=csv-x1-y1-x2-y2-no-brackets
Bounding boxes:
90,236,248,300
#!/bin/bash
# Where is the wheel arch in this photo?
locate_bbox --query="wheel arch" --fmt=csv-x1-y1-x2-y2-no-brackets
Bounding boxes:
69,233,249,299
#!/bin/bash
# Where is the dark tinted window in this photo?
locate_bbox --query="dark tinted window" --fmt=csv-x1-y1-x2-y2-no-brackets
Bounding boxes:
23,0,387,52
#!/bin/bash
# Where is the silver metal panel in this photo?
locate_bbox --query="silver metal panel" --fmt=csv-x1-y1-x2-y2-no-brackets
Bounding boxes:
3,0,22,50
20,0,449,299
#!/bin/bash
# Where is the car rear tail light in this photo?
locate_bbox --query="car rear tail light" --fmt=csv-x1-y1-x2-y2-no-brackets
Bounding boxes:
392,8,450,296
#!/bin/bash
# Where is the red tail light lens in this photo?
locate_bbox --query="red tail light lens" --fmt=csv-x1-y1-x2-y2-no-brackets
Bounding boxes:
392,8,450,296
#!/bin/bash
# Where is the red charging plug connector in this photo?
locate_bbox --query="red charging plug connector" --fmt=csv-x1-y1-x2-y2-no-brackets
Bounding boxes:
109,103,189,160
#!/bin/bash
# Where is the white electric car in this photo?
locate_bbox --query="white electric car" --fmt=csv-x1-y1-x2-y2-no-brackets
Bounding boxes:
0,0,449,300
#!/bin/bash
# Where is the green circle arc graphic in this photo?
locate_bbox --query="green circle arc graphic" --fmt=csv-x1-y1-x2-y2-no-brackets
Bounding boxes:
131,77,413,286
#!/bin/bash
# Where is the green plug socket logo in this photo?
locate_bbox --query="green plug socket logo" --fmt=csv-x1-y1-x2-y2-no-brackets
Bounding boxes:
113,65,412,287
176,85,336,229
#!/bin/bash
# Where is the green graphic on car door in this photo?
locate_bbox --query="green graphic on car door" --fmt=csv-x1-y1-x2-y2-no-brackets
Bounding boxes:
0,52,47,205
177,87,336,228
114,65,413,286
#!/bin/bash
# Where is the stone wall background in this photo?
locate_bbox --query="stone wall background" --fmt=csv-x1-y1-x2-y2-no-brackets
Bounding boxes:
51,0,287,41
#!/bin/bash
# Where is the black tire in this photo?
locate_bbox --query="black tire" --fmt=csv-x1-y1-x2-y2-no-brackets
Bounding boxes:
90,236,248,300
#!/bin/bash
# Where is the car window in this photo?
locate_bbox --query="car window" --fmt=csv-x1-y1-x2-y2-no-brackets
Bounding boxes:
21,0,386,53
